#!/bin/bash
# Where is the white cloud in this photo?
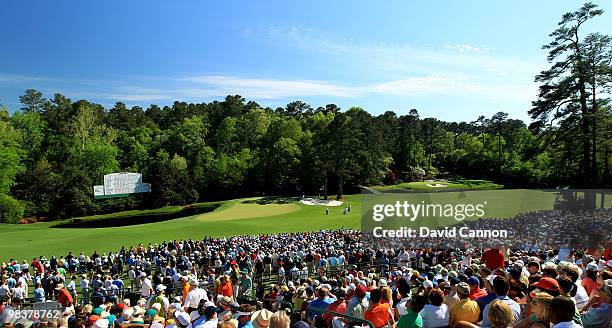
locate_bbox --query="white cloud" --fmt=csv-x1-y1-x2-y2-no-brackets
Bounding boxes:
444,44,490,53
179,75,361,98
176,74,535,102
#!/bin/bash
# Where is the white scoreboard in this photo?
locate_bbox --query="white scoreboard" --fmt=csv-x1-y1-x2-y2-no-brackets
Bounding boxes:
93,172,151,199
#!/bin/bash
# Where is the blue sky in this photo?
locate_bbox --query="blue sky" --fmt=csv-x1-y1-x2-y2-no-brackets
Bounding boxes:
1,1,610,122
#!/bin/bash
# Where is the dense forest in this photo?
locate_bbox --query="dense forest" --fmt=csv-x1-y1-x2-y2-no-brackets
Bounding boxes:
0,2,610,223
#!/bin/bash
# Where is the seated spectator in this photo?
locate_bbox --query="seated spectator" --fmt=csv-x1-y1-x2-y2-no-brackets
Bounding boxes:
514,292,553,328
450,282,480,327
306,286,335,323
549,296,582,328
468,276,488,301
397,294,426,328
419,288,449,328
346,285,369,320
364,288,394,328
322,288,347,325
481,276,521,327
580,279,612,328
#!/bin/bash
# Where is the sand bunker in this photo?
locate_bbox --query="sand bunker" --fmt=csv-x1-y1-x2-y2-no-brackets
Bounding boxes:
300,198,344,206
426,183,448,188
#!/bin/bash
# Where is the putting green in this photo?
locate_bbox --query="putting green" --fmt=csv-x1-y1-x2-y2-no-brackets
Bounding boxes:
372,179,503,192
195,199,300,221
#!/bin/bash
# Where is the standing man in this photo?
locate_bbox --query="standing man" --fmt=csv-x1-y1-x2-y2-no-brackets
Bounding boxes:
80,274,90,305
139,272,153,299
238,269,253,302
56,283,74,308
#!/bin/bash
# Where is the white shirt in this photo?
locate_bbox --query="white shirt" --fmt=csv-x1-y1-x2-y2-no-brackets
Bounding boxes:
183,288,208,309
140,278,152,297
552,321,583,328
11,287,26,300
194,318,218,328
396,297,410,316
573,283,589,309
419,304,449,328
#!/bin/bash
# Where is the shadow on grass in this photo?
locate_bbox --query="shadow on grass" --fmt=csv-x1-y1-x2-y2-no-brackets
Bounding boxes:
241,196,299,205
52,203,221,228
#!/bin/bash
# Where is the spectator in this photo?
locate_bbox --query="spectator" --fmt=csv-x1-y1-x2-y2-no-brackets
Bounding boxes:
514,292,553,328
306,287,335,323
322,288,347,325
419,288,449,328
468,276,487,300
480,276,521,327
397,294,426,328
364,288,394,328
580,279,612,328
549,296,582,328
449,282,480,327
346,285,369,320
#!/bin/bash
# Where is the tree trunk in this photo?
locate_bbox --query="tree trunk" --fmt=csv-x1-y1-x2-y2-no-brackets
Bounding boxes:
323,173,328,200
336,172,343,200
579,81,591,187
591,84,598,186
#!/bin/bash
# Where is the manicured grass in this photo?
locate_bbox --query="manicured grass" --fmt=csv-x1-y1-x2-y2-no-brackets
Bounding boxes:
52,203,221,228
1,189,608,261
0,195,361,261
362,189,557,229
372,179,504,192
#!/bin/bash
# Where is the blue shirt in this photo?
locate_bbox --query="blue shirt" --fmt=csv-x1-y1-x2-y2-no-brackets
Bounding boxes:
307,297,335,319
581,302,611,328
34,288,46,302
480,296,521,327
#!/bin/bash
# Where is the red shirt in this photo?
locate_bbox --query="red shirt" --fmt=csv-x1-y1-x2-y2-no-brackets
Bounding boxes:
322,300,347,324
469,288,488,300
482,249,504,270
219,282,233,297
364,303,391,328
58,288,73,307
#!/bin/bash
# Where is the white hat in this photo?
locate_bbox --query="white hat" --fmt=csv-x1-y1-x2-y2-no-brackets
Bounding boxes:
251,309,273,328
155,285,166,292
422,280,434,289
140,272,147,278
175,311,191,326
122,308,134,320
93,319,109,328
377,279,388,287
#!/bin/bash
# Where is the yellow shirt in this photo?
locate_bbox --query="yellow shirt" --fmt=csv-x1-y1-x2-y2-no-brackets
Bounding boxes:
449,299,480,327
182,282,190,303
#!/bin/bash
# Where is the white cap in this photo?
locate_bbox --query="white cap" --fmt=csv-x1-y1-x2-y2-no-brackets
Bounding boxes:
422,280,434,289
175,311,191,326
155,285,166,292
377,279,388,287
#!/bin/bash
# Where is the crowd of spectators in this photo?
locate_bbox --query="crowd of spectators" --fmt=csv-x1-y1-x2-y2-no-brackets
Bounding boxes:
0,208,610,328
